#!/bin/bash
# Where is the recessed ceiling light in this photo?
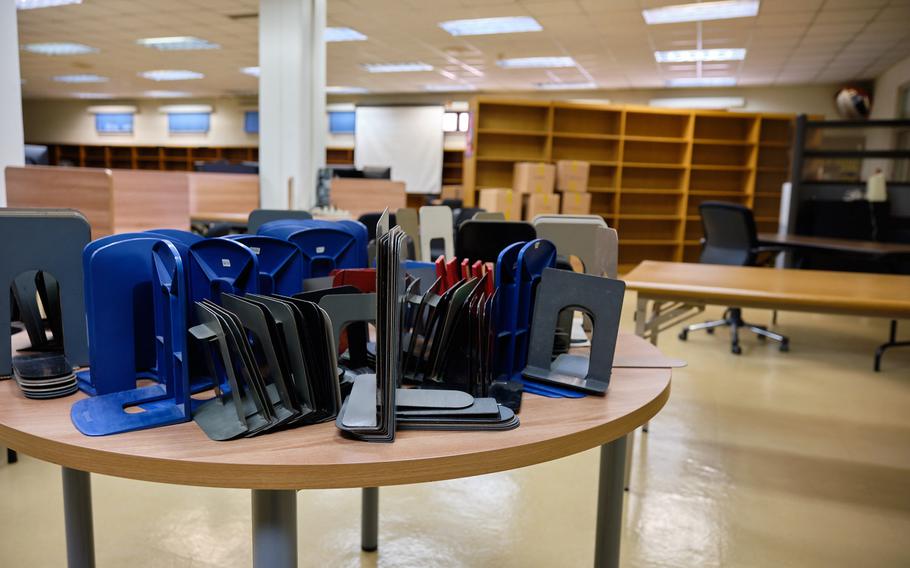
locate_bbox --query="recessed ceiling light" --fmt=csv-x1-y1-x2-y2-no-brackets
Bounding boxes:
325,27,367,42
439,16,542,36
643,0,759,24
143,90,193,98
666,77,737,87
22,42,97,55
136,36,220,51
241,66,260,77
53,74,107,83
497,56,576,69
363,62,433,73
655,49,746,63
16,0,81,10
326,86,369,94
535,81,597,90
71,92,114,99
424,84,477,92
139,69,204,81
650,96,745,109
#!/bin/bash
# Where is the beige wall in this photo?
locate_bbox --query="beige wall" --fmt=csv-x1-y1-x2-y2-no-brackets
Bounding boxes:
23,84,844,151
23,97,259,147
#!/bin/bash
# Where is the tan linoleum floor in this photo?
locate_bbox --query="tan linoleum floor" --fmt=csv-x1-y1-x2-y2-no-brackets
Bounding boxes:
1,299,909,567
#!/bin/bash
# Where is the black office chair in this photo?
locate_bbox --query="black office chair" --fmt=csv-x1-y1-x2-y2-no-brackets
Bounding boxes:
679,202,789,354
455,220,536,262
357,212,396,241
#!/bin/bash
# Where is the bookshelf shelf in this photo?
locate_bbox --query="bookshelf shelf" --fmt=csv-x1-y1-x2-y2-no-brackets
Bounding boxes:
464,98,796,266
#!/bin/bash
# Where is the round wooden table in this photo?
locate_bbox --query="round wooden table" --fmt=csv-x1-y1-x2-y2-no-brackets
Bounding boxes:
0,334,670,568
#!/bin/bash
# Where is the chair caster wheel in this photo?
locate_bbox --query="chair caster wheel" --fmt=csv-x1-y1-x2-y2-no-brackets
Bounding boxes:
678,330,688,341
705,328,715,334
780,342,789,353
731,345,742,355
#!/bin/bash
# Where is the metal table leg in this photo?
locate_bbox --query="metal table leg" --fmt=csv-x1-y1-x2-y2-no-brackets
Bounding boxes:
62,467,95,568
252,489,297,568
361,487,379,552
594,436,627,568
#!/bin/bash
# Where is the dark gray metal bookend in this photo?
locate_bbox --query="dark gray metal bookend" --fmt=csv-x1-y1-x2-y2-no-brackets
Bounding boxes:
521,268,625,395
0,209,90,377
318,293,377,361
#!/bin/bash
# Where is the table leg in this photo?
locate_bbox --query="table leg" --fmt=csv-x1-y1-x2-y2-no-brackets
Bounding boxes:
252,489,297,568
62,467,95,568
361,487,379,552
594,436,627,568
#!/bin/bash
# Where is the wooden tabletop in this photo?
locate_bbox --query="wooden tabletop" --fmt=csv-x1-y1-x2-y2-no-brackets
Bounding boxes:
0,334,670,490
190,212,249,224
758,232,910,255
624,261,910,319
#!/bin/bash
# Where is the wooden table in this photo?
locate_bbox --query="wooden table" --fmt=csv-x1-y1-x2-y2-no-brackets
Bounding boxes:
190,212,250,224
624,261,910,357
758,232,910,257
0,334,670,568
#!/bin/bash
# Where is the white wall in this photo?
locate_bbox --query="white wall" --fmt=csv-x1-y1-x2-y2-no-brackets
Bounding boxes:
23,97,259,147
0,0,24,206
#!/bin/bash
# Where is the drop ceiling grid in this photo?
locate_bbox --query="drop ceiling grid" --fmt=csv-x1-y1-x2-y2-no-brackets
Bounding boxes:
15,0,910,98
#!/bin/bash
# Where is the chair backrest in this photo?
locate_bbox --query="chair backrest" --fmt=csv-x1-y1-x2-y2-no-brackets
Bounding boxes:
418,205,455,261
699,201,758,266
357,212,397,241
247,209,313,233
533,216,616,278
456,220,537,262
453,207,484,228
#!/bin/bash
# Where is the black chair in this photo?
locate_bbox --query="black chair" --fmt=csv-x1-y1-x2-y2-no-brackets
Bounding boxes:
679,202,789,354
357,212,397,242
455,220,536,262
452,207,485,228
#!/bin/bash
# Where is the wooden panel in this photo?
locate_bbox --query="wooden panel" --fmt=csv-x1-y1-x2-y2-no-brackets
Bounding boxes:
110,170,190,233
5,165,113,239
0,334,669,489
330,178,407,218
187,172,259,217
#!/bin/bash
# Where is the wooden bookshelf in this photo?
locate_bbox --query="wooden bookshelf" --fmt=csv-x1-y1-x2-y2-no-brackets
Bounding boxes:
442,149,464,186
37,143,358,170
463,98,796,272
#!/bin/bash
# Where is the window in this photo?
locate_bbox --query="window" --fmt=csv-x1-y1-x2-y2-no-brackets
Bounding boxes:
244,110,259,134
95,113,133,134
443,111,470,133
168,112,210,134
329,111,356,133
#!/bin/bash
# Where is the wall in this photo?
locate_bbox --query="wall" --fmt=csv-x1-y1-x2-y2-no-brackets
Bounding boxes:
23,97,258,147
23,84,843,152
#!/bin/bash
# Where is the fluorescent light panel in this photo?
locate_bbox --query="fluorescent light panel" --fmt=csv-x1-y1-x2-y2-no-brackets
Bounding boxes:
439,16,542,36
364,62,433,73
650,96,745,109
86,105,136,114
424,84,477,92
325,27,367,42
241,66,260,77
497,56,576,69
137,36,219,51
643,0,759,24
143,90,193,98
16,0,81,9
139,69,204,81
23,42,97,55
159,104,212,114
655,48,746,63
71,92,113,99
536,81,597,90
53,74,107,83
326,86,369,94
666,77,737,87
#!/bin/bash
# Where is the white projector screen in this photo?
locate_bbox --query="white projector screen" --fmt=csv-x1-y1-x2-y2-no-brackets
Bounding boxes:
355,106,444,194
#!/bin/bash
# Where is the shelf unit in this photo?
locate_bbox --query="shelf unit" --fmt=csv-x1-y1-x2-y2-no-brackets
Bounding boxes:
464,98,797,272
37,143,358,171
442,149,465,186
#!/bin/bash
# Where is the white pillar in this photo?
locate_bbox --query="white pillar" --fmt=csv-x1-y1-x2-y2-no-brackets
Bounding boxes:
259,0,326,210
0,0,25,206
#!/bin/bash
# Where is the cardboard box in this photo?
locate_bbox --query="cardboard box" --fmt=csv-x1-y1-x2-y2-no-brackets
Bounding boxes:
440,185,462,201
559,191,592,215
513,162,555,195
524,192,561,220
478,188,522,221
556,160,590,192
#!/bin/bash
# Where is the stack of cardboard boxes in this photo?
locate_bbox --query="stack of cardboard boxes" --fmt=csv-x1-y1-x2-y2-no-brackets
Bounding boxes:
477,160,592,221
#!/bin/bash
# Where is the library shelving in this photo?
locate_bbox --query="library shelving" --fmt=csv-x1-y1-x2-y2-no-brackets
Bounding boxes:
442,149,465,186
463,98,797,272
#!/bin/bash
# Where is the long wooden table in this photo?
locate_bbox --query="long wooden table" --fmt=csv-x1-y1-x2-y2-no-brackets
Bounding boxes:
624,261,910,353
0,334,670,568
758,232,910,257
